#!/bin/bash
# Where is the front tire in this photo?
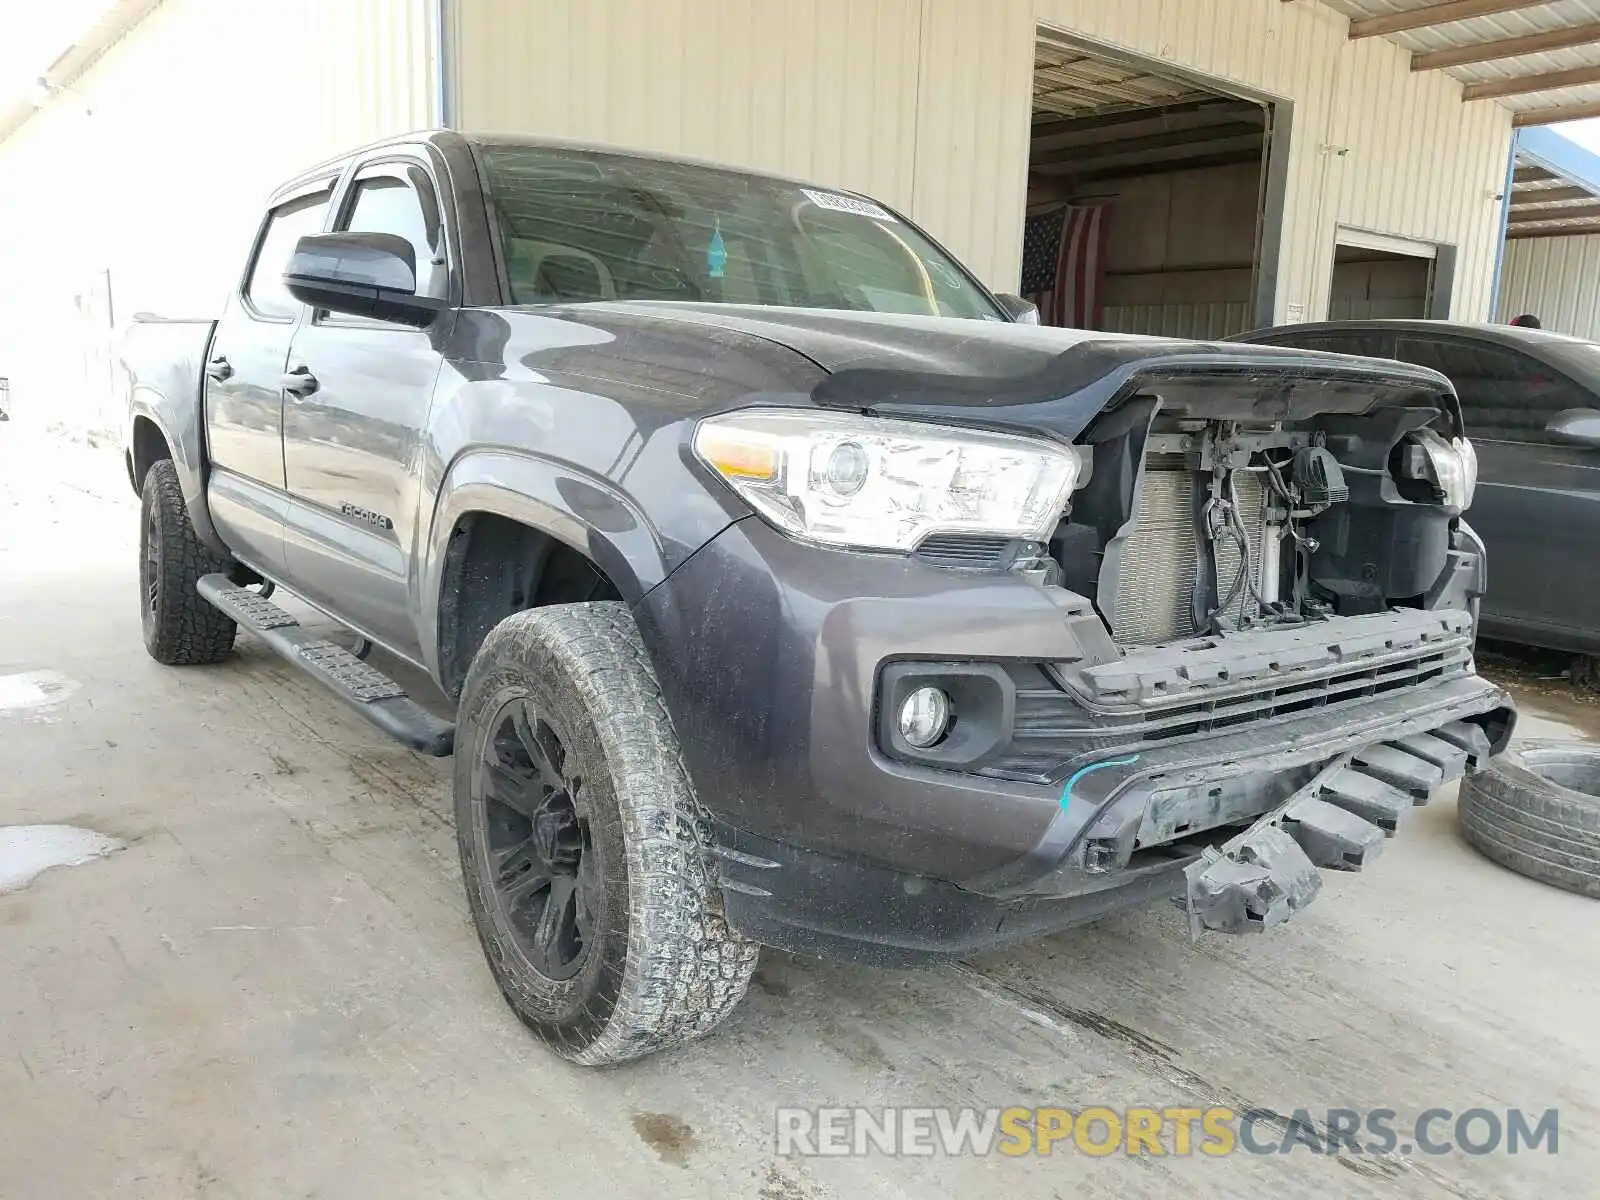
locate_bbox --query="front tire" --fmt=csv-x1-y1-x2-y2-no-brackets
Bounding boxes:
139,459,236,665
454,602,757,1065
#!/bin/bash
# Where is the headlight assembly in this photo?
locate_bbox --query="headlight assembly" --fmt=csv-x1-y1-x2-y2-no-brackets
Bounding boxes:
693,409,1087,552
1409,428,1478,510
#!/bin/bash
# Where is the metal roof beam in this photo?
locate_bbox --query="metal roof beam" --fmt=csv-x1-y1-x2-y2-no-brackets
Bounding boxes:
1506,223,1600,238
1508,201,1600,223
1463,64,1600,102
1511,184,1598,204
1349,0,1550,39
1030,101,1259,147
1031,149,1265,186
1412,21,1600,70
1030,123,1262,167
1513,98,1600,125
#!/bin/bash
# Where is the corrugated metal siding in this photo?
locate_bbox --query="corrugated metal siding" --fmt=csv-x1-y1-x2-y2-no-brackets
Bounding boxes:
453,0,926,220
1499,234,1600,338
451,0,1026,286
909,0,1037,292
0,0,435,427
454,0,1512,324
1102,302,1254,340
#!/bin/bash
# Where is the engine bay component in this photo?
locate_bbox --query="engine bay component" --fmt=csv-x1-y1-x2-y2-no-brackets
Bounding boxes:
1101,421,1349,645
1290,446,1349,511
1073,396,1471,647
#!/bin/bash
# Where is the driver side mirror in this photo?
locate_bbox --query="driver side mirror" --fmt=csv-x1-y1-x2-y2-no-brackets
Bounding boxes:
1546,408,1600,449
994,292,1040,326
285,232,447,328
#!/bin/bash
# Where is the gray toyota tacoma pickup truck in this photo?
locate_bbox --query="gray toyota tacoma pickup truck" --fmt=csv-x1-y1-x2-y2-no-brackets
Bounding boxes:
122,130,1515,1065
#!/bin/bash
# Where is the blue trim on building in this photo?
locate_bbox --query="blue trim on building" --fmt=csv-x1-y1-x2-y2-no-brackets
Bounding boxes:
1490,129,1521,321
1493,127,1600,319
434,0,454,128
1517,126,1600,194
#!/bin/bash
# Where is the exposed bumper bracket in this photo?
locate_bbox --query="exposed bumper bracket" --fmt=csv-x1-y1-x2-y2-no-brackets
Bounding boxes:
1184,718,1488,936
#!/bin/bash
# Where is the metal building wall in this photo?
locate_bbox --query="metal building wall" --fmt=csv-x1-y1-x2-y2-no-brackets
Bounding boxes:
0,0,437,427
451,0,927,217
1498,236,1600,339
449,0,1021,284
452,0,1511,326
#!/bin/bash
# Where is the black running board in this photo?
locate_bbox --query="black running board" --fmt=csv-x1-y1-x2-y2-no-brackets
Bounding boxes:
197,574,454,756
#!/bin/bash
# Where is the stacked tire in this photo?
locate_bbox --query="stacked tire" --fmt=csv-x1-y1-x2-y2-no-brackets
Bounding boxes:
1458,742,1600,899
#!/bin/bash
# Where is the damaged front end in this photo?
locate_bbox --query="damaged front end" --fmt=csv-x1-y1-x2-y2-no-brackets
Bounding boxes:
1182,718,1494,935
833,341,1516,933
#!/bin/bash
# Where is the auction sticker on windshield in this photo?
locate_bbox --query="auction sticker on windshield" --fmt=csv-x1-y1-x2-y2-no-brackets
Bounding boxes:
801,188,898,221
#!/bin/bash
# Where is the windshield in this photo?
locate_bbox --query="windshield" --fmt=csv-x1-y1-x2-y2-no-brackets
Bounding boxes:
477,144,1004,321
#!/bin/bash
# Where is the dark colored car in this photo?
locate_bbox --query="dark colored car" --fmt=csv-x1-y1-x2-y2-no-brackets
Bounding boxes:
1234,320,1600,658
120,132,1512,1064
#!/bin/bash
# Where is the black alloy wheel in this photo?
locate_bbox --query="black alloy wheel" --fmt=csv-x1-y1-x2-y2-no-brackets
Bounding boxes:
474,699,597,981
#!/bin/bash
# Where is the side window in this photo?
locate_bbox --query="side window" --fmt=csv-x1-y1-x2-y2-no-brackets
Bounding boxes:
1272,332,1392,359
243,189,331,320
1395,338,1583,444
1333,332,1394,359
339,168,448,302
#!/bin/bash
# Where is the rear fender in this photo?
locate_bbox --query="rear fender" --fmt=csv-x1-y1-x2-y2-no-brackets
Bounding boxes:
127,392,227,557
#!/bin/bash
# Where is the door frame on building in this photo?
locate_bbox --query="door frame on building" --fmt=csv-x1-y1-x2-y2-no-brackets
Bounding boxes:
1332,226,1456,320
1030,25,1293,331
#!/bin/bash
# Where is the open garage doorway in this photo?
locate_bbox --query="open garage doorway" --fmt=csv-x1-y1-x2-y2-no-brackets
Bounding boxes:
1328,230,1453,320
1022,33,1286,338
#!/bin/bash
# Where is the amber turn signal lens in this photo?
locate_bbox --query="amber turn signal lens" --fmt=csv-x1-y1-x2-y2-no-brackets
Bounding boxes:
697,428,778,480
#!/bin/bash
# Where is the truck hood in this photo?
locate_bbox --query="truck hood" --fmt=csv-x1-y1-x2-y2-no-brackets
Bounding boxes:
525,301,1463,438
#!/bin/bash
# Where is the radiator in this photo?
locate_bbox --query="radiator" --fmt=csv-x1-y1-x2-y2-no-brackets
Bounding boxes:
1108,458,1268,646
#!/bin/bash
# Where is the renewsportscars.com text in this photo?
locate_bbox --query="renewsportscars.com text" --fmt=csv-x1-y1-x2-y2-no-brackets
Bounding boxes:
775,1106,1559,1158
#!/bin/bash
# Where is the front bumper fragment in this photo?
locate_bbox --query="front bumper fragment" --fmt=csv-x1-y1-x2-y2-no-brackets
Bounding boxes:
1182,718,1495,935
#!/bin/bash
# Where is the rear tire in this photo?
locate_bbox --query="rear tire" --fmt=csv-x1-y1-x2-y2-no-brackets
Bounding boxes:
454,602,757,1065
139,459,236,665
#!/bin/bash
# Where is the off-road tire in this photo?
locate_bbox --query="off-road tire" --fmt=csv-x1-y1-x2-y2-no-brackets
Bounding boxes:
454,602,757,1065
1458,741,1600,899
139,459,236,665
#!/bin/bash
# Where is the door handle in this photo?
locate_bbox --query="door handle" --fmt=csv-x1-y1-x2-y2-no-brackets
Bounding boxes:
280,365,319,397
205,355,233,383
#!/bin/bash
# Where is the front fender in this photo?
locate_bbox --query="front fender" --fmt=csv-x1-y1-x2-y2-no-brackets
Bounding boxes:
420,449,678,675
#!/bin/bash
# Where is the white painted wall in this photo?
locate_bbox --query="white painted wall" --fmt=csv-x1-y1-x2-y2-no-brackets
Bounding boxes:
0,0,436,428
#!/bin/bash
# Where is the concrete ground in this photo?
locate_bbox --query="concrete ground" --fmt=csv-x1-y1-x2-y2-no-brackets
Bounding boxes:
2,427,1595,1199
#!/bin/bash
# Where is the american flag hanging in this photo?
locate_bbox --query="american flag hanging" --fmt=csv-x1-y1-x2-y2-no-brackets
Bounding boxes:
1020,204,1111,329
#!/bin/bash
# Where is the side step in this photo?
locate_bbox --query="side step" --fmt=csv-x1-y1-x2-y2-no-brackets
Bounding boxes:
198,574,454,756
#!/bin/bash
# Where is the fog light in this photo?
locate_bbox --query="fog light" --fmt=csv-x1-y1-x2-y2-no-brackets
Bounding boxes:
898,687,951,748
